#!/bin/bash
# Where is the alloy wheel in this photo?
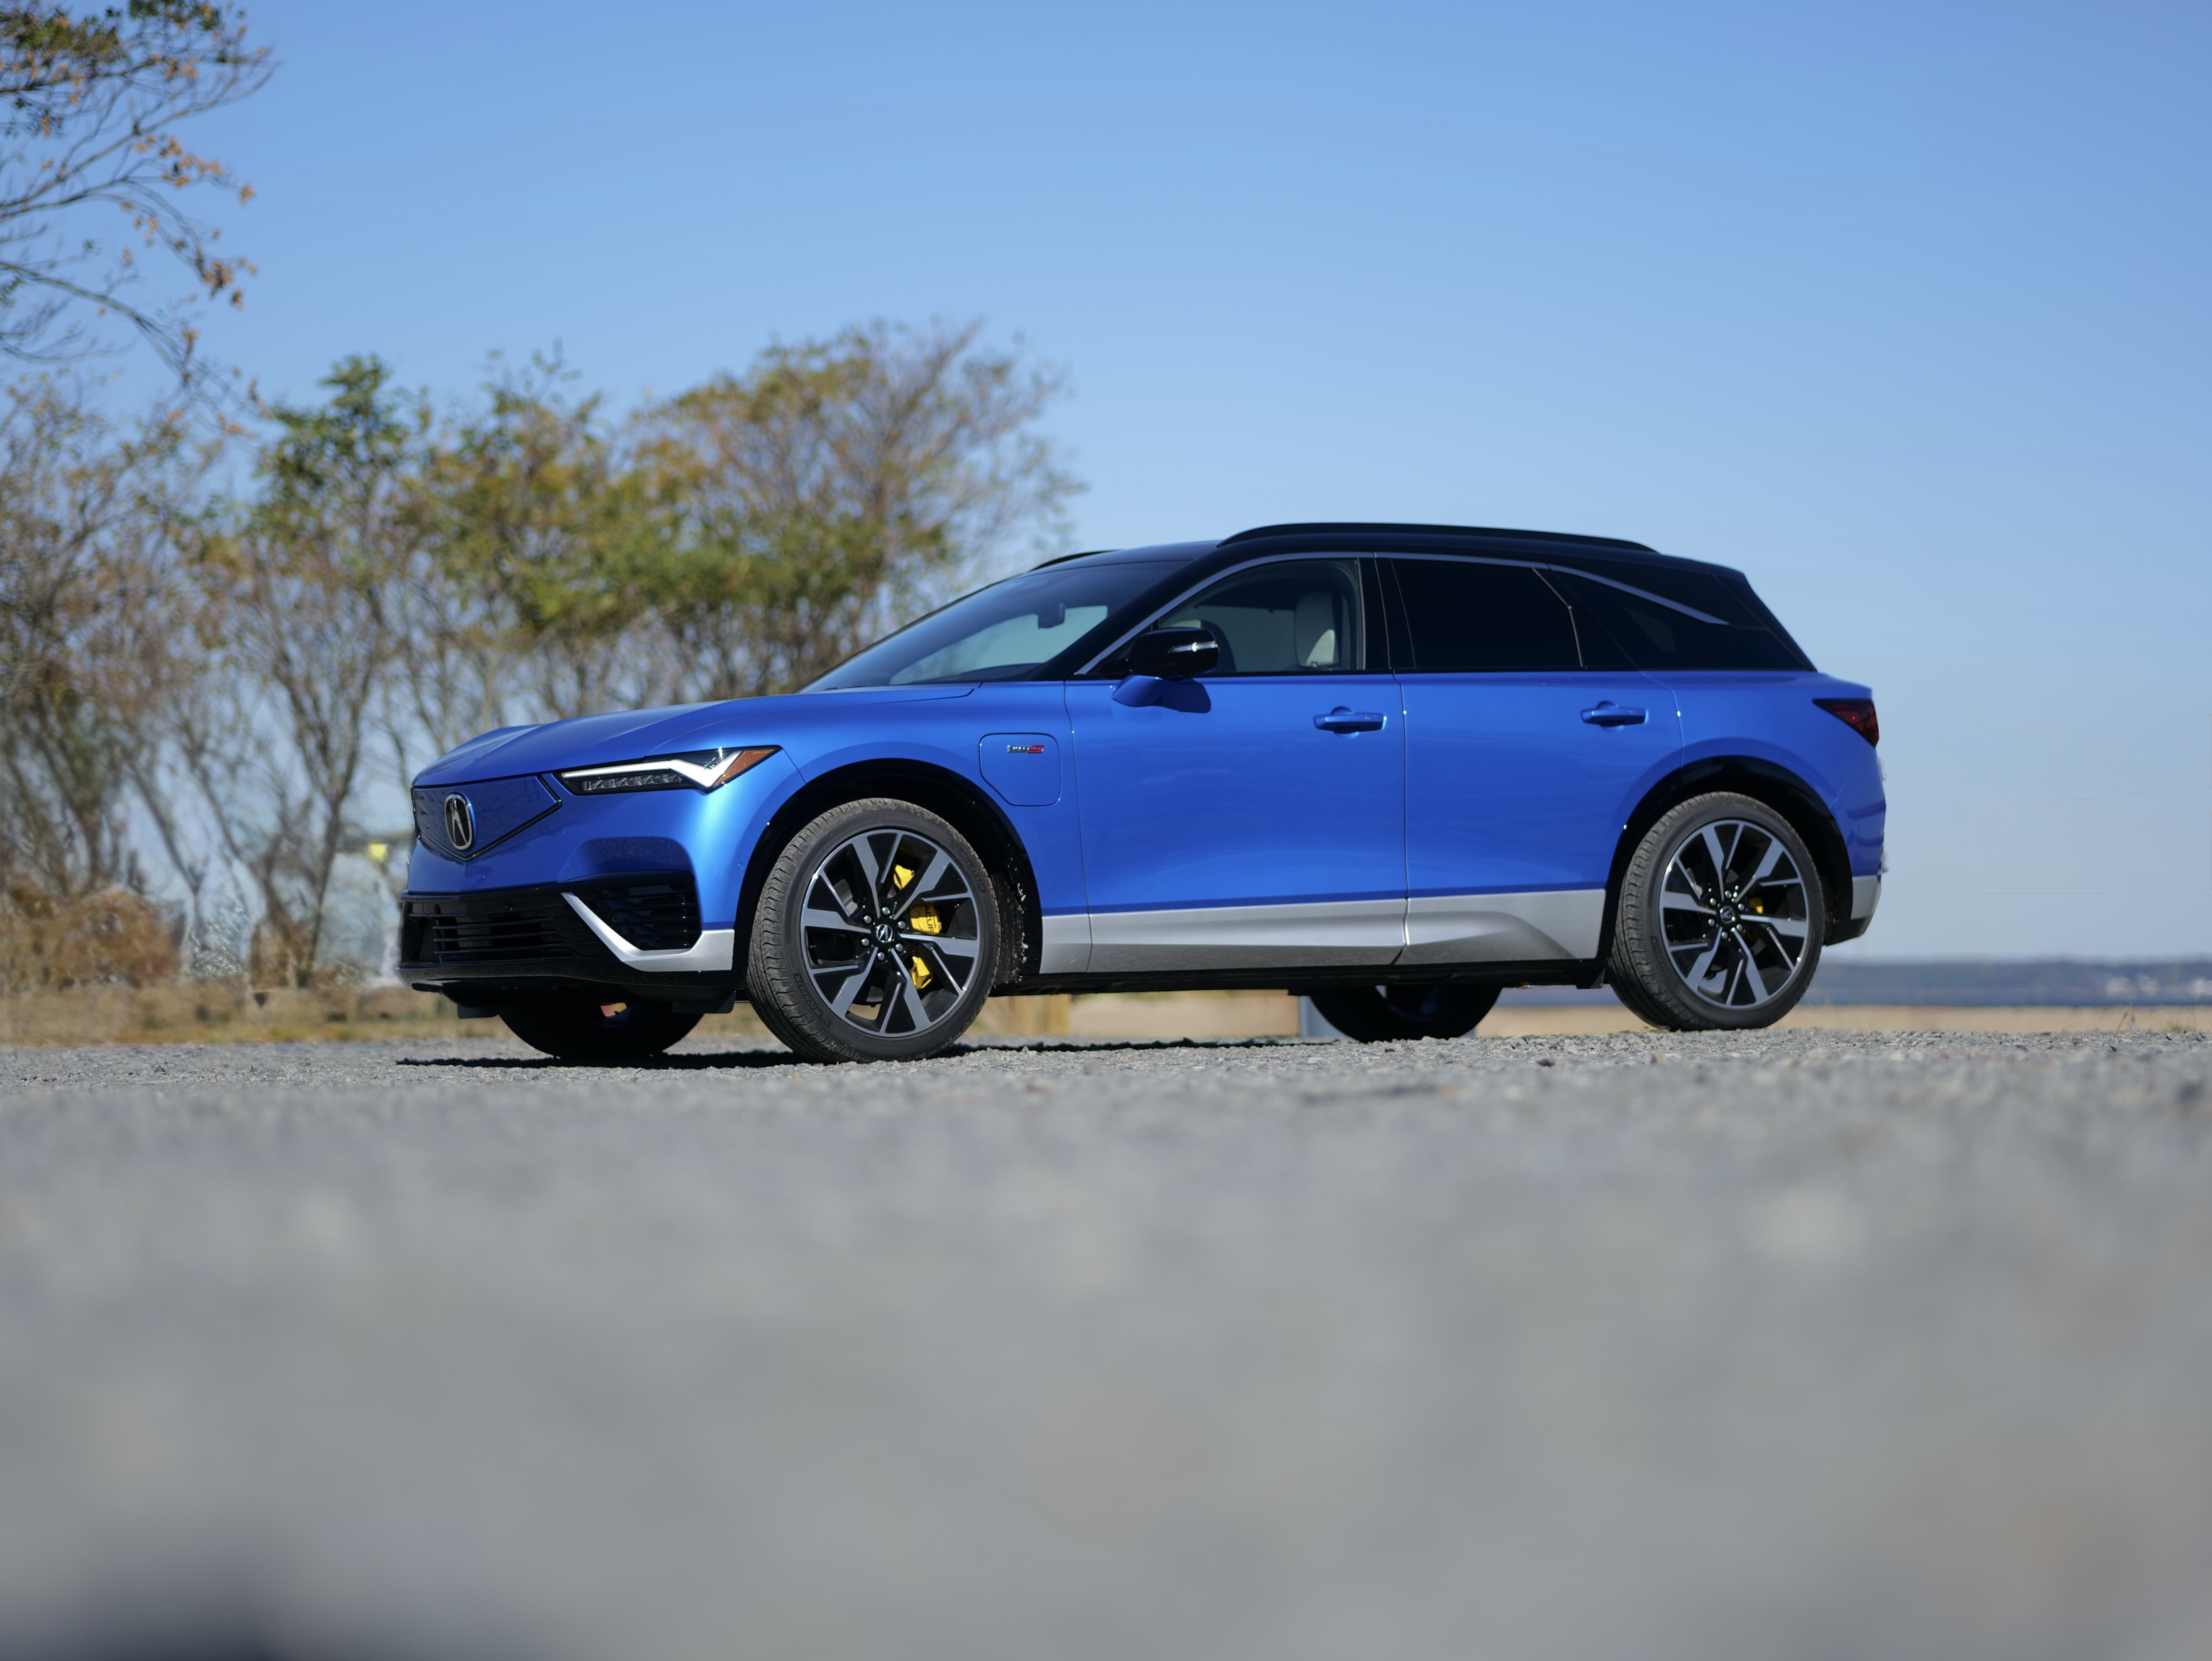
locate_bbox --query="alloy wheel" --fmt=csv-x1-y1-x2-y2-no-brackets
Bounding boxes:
799,826,983,1038
1659,818,1812,1010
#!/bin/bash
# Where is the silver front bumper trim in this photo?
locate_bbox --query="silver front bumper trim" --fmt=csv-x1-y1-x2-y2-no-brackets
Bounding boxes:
562,892,736,973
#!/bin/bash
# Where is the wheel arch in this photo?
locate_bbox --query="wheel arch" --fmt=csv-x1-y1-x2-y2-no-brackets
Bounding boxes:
734,758,1042,988
1597,757,1855,968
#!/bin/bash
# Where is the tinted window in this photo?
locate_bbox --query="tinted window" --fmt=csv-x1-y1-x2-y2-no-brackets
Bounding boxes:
1568,557,1762,624
1157,559,1366,675
1388,559,1581,672
1550,570,1807,672
810,560,1177,688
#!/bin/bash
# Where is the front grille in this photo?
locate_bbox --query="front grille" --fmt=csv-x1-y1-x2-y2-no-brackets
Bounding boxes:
572,878,700,951
402,895,578,966
410,774,559,862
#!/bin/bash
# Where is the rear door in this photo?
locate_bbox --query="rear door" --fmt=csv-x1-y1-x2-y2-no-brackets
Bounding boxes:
1065,556,1406,972
1386,556,1682,965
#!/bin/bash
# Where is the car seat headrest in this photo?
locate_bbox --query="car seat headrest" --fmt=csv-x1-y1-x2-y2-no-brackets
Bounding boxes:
1294,590,1340,669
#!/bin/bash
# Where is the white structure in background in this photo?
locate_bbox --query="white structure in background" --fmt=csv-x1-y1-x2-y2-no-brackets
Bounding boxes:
1299,998,1346,1040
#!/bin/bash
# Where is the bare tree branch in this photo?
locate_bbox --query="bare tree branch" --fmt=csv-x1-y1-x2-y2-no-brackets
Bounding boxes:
0,2,273,387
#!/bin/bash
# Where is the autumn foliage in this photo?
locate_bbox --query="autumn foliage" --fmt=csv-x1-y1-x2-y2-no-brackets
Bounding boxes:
0,11,1081,993
0,324,1079,991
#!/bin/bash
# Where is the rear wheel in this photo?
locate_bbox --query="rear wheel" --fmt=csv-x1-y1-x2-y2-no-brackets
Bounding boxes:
499,995,700,1061
747,798,1000,1063
1307,983,1499,1042
1608,792,1825,1031
1604,967,1680,1032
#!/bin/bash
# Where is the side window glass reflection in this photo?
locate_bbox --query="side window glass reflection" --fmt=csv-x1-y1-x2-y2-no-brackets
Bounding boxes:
1160,559,1365,676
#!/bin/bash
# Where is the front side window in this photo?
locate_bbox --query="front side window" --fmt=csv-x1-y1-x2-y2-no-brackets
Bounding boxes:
810,560,1179,688
1154,559,1366,676
1387,558,1583,672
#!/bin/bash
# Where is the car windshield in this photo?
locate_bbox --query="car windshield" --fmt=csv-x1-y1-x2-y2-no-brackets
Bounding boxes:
808,560,1178,688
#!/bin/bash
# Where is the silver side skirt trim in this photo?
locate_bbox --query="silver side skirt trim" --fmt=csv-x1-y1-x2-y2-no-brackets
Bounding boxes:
1850,875,1881,922
1038,912,1093,975
562,892,736,974
1400,889,1604,964
1088,897,1404,972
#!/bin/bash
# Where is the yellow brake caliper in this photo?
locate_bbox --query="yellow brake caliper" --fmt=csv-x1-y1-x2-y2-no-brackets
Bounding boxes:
891,862,937,989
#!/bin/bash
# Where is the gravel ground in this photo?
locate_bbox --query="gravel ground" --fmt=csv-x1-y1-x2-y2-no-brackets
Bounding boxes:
3,1027,2211,1661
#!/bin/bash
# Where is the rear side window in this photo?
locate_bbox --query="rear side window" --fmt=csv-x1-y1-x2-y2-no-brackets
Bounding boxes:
1386,559,1581,671
1550,568,1809,672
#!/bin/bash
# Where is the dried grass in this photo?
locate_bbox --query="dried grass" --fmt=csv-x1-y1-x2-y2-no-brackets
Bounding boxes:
0,884,179,993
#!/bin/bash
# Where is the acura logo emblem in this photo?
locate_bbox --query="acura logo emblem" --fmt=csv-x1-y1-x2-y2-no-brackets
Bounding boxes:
443,793,475,853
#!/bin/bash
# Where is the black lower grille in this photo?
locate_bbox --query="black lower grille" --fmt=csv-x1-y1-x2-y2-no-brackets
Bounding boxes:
573,879,700,951
403,896,577,966
401,875,702,972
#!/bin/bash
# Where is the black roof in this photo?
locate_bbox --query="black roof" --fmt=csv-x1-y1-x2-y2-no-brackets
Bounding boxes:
1219,520,1658,554
1210,522,1753,585
1035,522,1748,586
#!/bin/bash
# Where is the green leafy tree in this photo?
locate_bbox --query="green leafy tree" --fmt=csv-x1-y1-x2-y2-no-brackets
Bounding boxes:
634,319,1080,699
5,319,1086,994
398,354,658,755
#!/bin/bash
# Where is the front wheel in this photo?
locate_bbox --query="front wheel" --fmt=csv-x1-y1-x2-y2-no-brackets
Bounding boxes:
1307,983,1500,1042
746,797,1000,1063
499,996,700,1061
1608,792,1826,1031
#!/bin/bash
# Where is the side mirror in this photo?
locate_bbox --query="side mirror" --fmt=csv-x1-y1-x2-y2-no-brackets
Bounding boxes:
1125,627,1220,680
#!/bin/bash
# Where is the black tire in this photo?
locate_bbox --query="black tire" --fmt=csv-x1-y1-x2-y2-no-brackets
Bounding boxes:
1308,983,1500,1042
1605,968,1679,1032
1608,791,1826,1031
499,995,700,1061
746,797,1000,1063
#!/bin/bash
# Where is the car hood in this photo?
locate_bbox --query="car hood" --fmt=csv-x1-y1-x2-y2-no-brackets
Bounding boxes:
411,685,977,787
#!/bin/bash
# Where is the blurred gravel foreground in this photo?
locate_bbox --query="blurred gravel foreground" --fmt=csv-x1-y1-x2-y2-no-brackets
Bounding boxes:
3,1031,2211,1661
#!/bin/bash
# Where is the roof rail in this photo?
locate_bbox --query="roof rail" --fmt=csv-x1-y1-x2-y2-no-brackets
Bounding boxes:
1219,521,1658,554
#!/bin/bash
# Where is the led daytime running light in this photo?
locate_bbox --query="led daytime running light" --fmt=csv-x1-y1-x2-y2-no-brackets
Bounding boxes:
559,746,779,794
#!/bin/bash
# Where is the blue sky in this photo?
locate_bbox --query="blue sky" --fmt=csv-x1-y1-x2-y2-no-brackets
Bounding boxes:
153,0,2210,959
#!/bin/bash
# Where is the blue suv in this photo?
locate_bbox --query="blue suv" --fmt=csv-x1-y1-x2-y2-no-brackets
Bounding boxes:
400,523,1885,1060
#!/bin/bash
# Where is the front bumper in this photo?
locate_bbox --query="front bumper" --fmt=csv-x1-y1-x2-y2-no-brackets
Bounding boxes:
398,876,741,1005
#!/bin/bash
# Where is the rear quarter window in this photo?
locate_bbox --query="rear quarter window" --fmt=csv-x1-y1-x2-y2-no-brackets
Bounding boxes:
1551,567,1810,672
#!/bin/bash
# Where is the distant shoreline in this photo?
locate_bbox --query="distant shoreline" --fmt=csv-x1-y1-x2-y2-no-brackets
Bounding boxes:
1501,959,2212,1008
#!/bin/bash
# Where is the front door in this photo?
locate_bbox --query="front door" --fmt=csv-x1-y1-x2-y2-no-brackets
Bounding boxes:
1384,556,1683,965
1066,557,1406,973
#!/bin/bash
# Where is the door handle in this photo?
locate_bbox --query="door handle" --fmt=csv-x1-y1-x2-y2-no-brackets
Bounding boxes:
1580,702,1647,727
1314,707,1387,733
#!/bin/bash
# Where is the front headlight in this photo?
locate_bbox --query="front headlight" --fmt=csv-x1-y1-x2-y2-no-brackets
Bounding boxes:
557,746,779,795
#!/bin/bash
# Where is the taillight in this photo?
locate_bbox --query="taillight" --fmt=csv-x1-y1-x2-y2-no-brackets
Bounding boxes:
1814,698,1879,747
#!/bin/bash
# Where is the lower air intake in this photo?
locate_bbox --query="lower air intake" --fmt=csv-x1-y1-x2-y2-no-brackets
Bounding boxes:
571,878,702,952
416,899,572,965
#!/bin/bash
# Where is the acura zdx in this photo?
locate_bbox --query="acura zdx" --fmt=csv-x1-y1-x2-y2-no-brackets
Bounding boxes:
399,523,1885,1060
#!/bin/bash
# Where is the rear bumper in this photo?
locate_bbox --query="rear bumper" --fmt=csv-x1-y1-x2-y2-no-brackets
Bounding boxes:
1851,873,1881,922
1825,873,1882,946
398,877,740,1005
